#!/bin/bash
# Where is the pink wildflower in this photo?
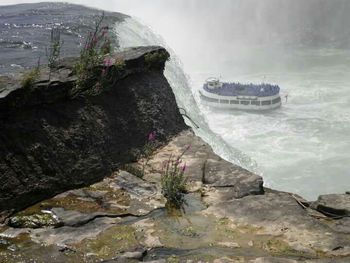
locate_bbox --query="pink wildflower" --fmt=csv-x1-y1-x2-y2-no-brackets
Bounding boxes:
102,28,108,36
181,163,187,172
175,159,182,166
148,131,156,142
103,57,113,67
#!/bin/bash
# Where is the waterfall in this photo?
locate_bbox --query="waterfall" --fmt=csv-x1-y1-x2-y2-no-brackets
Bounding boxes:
115,18,259,173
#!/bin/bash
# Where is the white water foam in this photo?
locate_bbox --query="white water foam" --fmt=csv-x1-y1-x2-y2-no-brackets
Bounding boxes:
115,18,259,173
116,19,350,200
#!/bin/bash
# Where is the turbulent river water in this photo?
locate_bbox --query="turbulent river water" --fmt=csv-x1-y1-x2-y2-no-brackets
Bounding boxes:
117,18,350,200
192,47,350,200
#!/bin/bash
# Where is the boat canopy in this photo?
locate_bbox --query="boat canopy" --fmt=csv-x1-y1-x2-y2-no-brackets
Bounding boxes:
204,82,280,97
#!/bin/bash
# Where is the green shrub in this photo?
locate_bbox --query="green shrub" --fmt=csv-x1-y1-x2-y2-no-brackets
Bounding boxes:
114,57,126,71
140,131,157,178
144,50,169,70
46,28,63,71
122,163,144,179
161,146,190,209
21,59,41,89
73,13,112,94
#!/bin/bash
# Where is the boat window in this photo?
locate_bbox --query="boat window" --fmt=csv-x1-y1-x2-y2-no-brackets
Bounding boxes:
200,93,219,103
262,100,271,105
251,101,260,106
220,99,229,104
272,97,281,104
240,101,250,105
230,100,239,104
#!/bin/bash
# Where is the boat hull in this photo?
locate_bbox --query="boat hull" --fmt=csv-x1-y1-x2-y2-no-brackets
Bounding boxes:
199,90,282,111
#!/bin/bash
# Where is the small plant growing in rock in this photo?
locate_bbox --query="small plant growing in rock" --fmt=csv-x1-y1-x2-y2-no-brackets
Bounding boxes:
122,163,144,179
74,13,112,93
144,50,169,70
114,57,126,71
161,145,190,209
21,58,41,89
140,131,158,178
46,27,63,79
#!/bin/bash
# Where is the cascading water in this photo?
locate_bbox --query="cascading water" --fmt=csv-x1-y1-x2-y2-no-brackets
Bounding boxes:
115,17,350,200
115,18,259,173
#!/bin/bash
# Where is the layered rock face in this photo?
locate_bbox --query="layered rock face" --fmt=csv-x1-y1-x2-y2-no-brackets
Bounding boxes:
1,131,349,262
0,46,187,214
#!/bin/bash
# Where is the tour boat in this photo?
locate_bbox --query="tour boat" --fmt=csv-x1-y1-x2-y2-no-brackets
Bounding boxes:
199,78,282,111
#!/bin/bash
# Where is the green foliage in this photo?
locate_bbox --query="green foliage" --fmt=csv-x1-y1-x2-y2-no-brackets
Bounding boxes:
114,57,126,71
122,163,144,179
144,50,169,70
73,13,112,94
161,146,190,209
46,28,63,71
21,59,40,89
140,131,157,178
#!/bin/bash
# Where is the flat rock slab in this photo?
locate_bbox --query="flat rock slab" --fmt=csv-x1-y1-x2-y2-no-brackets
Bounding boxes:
1,130,350,262
147,130,263,198
5,171,165,231
312,194,350,217
114,171,157,198
203,190,350,256
30,217,119,246
204,158,264,198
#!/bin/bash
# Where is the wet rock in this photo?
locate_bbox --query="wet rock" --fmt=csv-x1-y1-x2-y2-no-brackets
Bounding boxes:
204,158,264,198
147,130,263,198
0,238,10,246
30,217,118,246
311,194,350,217
133,219,163,248
115,171,157,198
204,190,350,256
217,241,241,248
118,249,146,260
250,258,298,263
328,218,350,234
213,258,236,263
8,212,61,228
51,207,118,227
7,244,19,252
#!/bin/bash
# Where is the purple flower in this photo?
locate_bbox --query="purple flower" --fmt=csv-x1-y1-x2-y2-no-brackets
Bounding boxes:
102,29,108,36
148,131,156,142
181,163,187,172
103,57,113,67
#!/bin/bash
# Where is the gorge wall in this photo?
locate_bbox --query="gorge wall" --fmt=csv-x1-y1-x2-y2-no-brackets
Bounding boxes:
0,46,187,215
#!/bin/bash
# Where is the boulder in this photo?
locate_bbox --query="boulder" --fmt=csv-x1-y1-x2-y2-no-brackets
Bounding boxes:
311,194,350,217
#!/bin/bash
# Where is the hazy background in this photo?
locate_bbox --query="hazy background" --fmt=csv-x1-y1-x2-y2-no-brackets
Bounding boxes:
2,0,350,63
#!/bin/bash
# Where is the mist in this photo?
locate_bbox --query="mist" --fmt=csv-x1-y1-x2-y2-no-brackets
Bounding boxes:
2,0,350,65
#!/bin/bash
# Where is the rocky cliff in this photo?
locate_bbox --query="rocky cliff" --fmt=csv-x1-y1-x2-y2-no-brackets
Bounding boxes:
0,46,187,215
